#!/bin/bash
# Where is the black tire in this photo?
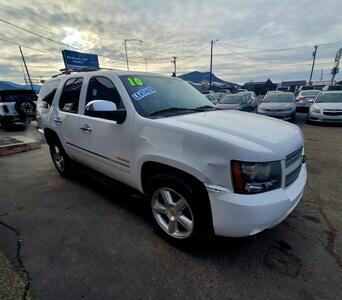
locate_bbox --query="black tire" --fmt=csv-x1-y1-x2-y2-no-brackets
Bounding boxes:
14,101,36,118
146,174,213,247
49,140,72,177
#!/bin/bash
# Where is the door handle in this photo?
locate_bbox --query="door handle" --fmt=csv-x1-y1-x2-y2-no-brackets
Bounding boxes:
53,117,62,124
80,124,92,132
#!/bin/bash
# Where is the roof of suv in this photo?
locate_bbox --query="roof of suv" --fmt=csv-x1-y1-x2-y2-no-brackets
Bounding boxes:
48,69,172,82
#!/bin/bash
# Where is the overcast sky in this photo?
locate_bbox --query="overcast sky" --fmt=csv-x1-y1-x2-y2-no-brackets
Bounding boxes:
1,0,341,84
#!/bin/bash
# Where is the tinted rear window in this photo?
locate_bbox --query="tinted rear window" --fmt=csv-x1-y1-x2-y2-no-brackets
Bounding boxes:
1,92,37,102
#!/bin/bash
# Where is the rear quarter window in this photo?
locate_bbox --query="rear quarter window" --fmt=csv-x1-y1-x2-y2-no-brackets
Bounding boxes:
38,80,60,108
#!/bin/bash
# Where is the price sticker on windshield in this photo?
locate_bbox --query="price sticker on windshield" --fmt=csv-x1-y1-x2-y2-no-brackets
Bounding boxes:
128,77,144,86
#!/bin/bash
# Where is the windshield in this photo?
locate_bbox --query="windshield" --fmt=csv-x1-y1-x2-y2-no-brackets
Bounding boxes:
220,95,244,104
264,93,294,102
316,92,342,103
302,90,320,96
120,75,214,117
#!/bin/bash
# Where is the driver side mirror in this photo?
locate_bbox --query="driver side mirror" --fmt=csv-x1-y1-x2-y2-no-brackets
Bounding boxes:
85,100,126,124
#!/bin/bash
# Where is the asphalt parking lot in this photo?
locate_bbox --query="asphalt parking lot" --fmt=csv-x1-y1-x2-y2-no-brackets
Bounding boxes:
0,114,341,299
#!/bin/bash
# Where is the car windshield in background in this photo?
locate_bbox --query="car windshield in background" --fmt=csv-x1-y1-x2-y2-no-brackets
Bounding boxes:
316,92,342,103
302,90,320,96
264,93,293,102
220,95,244,104
120,75,214,117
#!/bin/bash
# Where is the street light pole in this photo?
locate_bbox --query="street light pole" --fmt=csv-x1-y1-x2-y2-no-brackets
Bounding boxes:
124,39,143,71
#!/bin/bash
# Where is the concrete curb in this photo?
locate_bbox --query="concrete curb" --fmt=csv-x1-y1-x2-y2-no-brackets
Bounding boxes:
0,136,41,156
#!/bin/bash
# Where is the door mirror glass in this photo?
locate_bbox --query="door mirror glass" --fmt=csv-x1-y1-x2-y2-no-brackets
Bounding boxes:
85,100,126,124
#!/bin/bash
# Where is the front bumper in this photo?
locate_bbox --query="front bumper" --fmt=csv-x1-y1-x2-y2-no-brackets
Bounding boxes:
258,110,295,120
308,111,342,123
207,163,307,237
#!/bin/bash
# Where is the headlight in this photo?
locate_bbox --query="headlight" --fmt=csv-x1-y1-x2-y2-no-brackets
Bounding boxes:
314,108,321,113
231,160,282,194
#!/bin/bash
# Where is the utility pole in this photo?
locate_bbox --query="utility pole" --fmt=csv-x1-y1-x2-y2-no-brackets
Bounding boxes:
320,68,323,82
124,39,143,71
19,46,34,91
209,40,214,89
309,45,318,86
21,63,28,85
124,40,129,71
171,56,177,77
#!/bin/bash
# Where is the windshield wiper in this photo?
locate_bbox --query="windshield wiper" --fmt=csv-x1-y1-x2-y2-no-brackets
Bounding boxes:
193,105,219,111
150,107,197,116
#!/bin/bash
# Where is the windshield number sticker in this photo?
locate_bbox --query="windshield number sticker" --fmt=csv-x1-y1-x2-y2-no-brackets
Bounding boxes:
132,87,156,101
128,77,144,86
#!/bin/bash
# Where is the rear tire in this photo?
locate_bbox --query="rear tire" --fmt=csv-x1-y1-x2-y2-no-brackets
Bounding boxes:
49,140,72,177
146,174,212,247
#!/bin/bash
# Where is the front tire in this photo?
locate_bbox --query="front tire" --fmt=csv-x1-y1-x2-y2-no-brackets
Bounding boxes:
146,174,212,246
49,141,72,176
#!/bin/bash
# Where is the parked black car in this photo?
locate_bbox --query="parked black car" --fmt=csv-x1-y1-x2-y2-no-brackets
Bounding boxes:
0,89,37,129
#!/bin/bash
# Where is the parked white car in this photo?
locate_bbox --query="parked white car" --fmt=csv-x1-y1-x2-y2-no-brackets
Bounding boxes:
308,91,342,123
37,70,307,245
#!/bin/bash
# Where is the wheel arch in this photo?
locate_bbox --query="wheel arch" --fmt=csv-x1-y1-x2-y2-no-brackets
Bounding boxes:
141,160,208,196
44,128,60,145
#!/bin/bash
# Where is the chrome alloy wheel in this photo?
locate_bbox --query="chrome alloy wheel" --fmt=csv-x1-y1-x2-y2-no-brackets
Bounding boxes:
151,188,194,239
52,145,65,172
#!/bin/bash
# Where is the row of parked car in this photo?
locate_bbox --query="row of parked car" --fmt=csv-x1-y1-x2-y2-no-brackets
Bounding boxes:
202,86,342,124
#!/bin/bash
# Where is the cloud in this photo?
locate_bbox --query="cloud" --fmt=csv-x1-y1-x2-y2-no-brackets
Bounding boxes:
0,0,341,84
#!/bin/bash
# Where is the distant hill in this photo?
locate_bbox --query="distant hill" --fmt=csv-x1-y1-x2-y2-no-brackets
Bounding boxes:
0,81,41,93
179,71,239,87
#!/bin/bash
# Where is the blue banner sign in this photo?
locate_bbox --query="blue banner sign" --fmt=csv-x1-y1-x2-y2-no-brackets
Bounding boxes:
62,50,99,70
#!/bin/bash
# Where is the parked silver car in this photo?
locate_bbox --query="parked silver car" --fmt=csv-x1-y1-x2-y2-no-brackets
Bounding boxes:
237,91,257,109
216,94,254,111
308,91,342,123
258,92,296,121
296,90,321,111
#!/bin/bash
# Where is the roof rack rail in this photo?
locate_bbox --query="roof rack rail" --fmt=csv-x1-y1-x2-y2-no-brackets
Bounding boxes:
51,67,119,78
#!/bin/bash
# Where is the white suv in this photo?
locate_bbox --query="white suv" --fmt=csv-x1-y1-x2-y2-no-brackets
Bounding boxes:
37,70,307,245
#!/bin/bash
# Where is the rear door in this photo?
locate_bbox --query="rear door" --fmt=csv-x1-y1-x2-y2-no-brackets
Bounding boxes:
54,77,83,159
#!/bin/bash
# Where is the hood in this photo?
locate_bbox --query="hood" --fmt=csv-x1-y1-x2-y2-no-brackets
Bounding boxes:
216,103,240,110
259,102,295,110
156,110,303,161
315,102,342,110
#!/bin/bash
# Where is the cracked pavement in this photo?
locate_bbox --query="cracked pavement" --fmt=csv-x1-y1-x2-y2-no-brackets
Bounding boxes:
0,116,341,299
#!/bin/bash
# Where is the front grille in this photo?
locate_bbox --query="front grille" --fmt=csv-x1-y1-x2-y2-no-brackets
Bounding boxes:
285,147,303,168
323,110,342,116
285,165,302,187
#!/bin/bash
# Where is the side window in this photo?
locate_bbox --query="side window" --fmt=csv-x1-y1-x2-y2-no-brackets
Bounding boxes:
86,76,124,110
59,77,83,113
38,80,60,108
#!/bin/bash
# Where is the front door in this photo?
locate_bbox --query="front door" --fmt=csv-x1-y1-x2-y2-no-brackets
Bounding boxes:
77,75,133,185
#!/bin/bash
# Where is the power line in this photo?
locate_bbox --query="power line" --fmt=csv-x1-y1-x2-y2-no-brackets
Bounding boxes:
219,40,342,53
